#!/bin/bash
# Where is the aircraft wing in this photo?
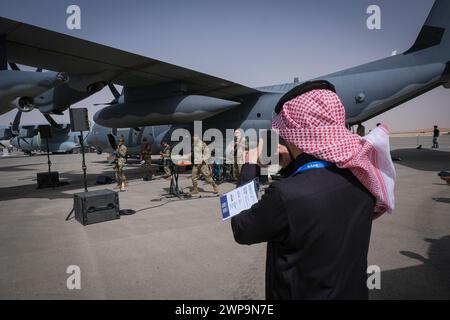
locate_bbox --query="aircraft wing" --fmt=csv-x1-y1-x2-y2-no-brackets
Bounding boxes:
0,16,259,100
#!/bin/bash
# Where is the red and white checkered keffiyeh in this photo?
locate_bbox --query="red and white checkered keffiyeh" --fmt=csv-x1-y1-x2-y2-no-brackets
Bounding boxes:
272,89,396,217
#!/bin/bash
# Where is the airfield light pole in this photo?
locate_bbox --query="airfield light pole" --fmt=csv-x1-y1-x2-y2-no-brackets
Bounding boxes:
79,131,88,192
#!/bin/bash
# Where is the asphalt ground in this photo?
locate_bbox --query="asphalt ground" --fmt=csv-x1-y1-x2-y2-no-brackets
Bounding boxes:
0,134,449,299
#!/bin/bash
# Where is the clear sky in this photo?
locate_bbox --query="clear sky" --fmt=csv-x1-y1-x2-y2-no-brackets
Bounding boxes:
0,0,448,131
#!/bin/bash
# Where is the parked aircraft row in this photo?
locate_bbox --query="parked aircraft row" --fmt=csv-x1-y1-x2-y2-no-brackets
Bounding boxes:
0,0,449,153
0,122,169,155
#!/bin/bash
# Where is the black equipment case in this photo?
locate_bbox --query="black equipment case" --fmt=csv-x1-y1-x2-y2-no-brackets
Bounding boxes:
73,189,120,225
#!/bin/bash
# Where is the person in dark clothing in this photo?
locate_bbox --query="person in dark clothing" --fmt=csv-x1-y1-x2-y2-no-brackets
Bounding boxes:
232,152,375,299
231,88,396,300
236,138,261,186
432,125,440,148
237,163,260,186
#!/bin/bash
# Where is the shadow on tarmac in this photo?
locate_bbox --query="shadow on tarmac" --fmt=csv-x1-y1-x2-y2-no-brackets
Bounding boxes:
391,148,450,172
432,197,450,204
0,168,145,201
370,236,450,299
0,162,48,172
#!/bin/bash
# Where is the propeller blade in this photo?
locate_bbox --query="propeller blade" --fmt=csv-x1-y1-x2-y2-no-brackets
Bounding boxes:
43,114,61,129
107,133,117,150
8,62,20,71
93,102,116,106
11,110,22,135
19,137,30,145
108,84,121,99
0,142,6,148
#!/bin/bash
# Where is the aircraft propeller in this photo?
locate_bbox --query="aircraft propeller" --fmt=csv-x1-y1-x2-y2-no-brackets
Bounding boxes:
107,133,117,150
7,112,30,145
42,114,61,129
93,84,123,106
11,109,22,136
8,62,42,73
8,62,63,129
8,62,20,71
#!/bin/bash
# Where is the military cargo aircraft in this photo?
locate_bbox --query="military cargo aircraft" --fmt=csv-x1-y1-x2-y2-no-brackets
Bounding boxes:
0,0,449,140
86,123,171,155
8,123,86,154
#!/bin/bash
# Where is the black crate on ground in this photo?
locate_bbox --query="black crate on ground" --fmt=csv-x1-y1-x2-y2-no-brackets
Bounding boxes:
73,189,120,226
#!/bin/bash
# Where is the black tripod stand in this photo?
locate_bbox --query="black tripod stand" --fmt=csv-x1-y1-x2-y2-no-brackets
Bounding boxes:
163,161,191,199
168,162,183,198
66,130,88,221
36,125,60,189
79,130,88,193
45,137,51,176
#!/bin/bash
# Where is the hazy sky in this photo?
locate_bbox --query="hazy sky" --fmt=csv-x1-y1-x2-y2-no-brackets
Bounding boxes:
0,0,448,131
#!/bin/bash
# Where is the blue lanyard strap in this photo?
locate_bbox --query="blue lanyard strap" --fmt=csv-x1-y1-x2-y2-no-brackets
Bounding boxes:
291,160,334,177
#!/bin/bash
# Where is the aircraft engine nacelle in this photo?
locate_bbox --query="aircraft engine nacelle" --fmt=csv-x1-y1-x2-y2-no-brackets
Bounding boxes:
93,95,240,128
11,96,35,112
68,71,117,93
0,70,68,115
86,81,107,93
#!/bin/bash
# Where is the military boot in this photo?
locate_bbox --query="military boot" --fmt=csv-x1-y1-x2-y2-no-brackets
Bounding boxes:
191,184,199,195
212,183,219,194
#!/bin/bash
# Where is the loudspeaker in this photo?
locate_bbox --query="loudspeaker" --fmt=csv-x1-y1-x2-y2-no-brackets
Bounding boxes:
37,171,60,188
73,189,120,226
38,125,52,139
69,108,90,132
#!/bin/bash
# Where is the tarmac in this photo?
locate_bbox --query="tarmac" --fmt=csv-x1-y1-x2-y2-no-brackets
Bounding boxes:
0,134,449,299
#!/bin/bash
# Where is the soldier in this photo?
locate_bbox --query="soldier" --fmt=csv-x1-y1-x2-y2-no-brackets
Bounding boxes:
140,137,154,181
232,129,245,181
113,137,127,191
160,141,172,178
191,133,219,195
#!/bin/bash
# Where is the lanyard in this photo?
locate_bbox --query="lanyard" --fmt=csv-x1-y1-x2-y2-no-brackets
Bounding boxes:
291,160,334,177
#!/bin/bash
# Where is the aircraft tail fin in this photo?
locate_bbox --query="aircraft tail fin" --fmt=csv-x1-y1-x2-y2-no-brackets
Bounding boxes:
405,0,450,54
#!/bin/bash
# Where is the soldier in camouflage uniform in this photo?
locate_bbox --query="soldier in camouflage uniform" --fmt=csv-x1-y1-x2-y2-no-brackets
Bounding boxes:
191,133,219,195
160,141,172,178
140,137,154,181
113,137,128,191
232,130,245,181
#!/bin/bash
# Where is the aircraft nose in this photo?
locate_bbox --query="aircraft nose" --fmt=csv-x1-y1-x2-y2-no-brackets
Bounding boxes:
85,130,95,146
93,110,100,123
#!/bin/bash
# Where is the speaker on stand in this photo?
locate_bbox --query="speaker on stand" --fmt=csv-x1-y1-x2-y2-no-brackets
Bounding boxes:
69,108,90,192
65,108,121,225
